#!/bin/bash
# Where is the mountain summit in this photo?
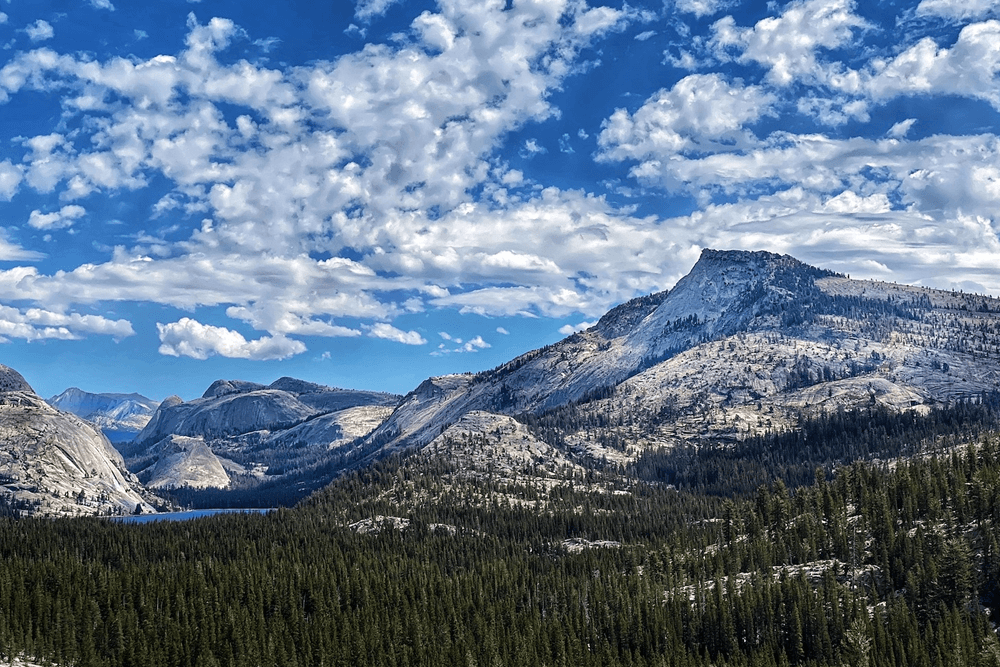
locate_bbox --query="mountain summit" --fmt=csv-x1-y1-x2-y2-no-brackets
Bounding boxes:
360,249,1000,466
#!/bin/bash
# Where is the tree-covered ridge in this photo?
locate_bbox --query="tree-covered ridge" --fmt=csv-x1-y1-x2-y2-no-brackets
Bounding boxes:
4,409,1000,666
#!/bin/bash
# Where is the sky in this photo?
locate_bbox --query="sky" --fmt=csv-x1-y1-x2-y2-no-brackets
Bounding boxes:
0,0,999,401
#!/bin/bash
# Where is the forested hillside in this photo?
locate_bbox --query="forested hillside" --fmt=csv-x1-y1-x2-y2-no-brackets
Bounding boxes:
3,405,1000,666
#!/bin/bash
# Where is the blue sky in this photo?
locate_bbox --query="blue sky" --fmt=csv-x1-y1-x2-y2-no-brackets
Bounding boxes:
1,0,999,401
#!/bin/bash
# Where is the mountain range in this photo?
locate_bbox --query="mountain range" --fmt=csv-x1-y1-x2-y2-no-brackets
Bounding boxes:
47,388,160,443
4,249,1000,515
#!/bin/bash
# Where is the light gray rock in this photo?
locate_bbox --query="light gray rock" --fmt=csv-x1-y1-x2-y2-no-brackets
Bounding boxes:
361,249,1000,458
48,387,159,437
135,435,232,490
0,370,156,516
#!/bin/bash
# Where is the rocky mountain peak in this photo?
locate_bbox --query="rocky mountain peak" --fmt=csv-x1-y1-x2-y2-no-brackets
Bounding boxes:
0,364,33,393
268,377,327,394
202,379,267,399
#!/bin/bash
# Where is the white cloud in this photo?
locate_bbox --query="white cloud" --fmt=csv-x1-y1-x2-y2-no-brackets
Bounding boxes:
0,305,132,342
867,21,1000,110
635,30,656,41
915,0,1000,20
367,323,426,345
520,138,548,158
28,205,86,230
25,20,54,43
711,0,868,87
431,333,491,355
676,0,730,18
0,231,42,262
157,317,306,360
355,0,402,22
559,320,597,335
495,326,509,335
573,5,629,37
0,161,22,200
226,303,363,338
820,190,891,214
0,14,7,25
597,73,777,164
88,0,115,10
888,118,917,138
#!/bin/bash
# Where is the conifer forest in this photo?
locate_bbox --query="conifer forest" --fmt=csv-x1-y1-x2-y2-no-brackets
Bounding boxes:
4,401,1000,666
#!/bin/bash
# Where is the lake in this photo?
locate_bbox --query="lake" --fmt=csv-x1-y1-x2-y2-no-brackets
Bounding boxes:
113,508,275,524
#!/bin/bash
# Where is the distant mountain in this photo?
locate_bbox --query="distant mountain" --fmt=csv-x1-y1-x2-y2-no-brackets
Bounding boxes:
356,249,1000,479
0,365,157,516
48,387,159,442
127,377,400,494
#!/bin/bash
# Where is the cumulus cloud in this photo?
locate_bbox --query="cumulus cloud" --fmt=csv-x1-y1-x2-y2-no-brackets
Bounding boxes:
711,0,868,87
0,305,132,342
25,20,54,42
0,161,23,200
676,0,731,17
367,323,427,345
27,205,86,230
915,0,1000,20
354,0,403,22
157,318,306,360
888,118,917,138
597,73,777,164
432,332,491,355
867,21,1000,110
88,0,115,10
558,320,597,335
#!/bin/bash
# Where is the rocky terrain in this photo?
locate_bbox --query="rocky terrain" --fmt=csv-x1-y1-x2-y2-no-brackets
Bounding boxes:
359,249,1000,479
126,377,399,491
0,365,156,516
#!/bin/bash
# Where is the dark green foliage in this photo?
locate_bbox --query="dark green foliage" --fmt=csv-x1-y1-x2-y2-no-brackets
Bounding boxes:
5,424,1000,665
630,393,1000,495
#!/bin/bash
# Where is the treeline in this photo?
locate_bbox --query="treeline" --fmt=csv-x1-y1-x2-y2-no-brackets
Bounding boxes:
630,393,1000,495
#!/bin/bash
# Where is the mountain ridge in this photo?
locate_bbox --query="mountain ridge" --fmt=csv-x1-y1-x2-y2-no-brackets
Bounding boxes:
358,249,1000,472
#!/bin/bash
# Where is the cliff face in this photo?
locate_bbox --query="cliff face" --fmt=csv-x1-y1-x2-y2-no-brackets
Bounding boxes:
0,365,156,516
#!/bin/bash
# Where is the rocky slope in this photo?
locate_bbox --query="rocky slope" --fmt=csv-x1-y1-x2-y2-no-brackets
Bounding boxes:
48,387,159,442
360,249,1000,471
127,377,400,490
0,365,157,516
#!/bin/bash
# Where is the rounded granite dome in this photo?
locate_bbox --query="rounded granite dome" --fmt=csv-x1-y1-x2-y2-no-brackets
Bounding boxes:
0,364,34,393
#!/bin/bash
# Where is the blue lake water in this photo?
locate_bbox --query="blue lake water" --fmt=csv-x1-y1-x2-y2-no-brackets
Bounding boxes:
113,508,275,524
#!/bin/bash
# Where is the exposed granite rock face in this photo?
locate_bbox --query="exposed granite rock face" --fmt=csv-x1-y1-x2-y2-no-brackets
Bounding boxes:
0,364,32,393
361,249,1000,463
133,435,232,490
126,378,402,492
0,368,157,516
